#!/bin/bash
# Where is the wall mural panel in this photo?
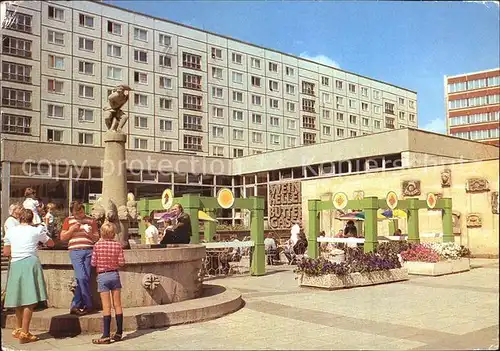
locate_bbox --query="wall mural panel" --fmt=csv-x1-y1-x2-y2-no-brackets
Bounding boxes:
465,178,490,193
268,181,302,230
402,180,421,197
441,169,451,188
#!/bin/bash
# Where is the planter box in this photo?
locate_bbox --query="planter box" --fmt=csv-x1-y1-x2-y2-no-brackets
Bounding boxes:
404,258,470,276
297,268,409,290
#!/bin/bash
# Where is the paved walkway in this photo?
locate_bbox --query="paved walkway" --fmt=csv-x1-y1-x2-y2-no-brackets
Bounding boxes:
1,259,499,350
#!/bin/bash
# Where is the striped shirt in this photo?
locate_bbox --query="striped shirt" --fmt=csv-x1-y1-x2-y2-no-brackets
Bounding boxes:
62,216,98,250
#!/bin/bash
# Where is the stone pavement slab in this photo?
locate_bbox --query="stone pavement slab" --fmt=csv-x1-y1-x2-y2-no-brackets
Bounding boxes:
1,259,498,350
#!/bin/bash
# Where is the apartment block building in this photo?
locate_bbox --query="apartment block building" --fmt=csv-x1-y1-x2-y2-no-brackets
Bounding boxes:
1,0,418,158
445,68,500,146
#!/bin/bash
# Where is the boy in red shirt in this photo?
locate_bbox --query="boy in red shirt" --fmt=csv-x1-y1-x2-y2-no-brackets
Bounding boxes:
91,222,125,344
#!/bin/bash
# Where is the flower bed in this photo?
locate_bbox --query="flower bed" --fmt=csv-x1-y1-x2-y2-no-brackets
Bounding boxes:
295,248,409,289
397,242,471,276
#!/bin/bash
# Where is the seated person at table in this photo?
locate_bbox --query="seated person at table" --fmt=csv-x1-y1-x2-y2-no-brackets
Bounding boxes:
344,220,358,238
143,216,159,245
160,204,191,245
394,229,403,236
264,234,277,264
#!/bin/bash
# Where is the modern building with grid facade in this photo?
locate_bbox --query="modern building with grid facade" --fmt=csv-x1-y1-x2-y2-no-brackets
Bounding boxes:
445,68,500,146
1,0,418,158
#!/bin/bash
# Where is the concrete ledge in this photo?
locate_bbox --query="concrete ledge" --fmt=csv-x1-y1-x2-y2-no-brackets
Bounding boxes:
404,258,471,276
297,268,409,290
1,284,243,336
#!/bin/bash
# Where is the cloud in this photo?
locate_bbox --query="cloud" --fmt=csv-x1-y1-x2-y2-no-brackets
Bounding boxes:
299,52,340,69
421,117,447,135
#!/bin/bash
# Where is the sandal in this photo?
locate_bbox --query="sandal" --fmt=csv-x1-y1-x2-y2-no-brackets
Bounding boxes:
111,333,122,342
19,331,39,344
92,336,111,345
12,328,22,339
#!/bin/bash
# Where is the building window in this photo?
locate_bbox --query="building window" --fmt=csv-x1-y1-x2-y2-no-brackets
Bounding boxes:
232,53,242,64
78,61,94,75
133,71,148,84
302,98,315,112
184,135,202,151
134,28,148,41
252,95,262,106
337,128,344,138
183,114,202,131
361,102,369,112
336,112,344,122
286,102,295,112
302,81,315,95
269,80,279,92
1,113,31,135
303,132,316,145
251,132,262,143
287,136,296,147
79,14,94,28
348,84,356,94
349,115,357,125
212,67,223,79
361,87,369,97
78,37,94,52
48,54,65,70
183,52,201,70
362,117,369,127
213,146,224,156
134,138,148,150
251,57,261,69
2,36,31,58
252,113,262,124
78,132,94,145
211,47,222,59
399,97,405,105
232,91,243,103
212,106,223,118
399,111,405,120
374,120,381,129
335,80,343,90
134,116,148,129
270,116,279,126
286,84,295,95
348,99,356,109
233,148,243,158
48,79,64,94
232,71,243,84
134,93,148,107
373,90,381,100
160,98,172,110
286,66,294,76
212,126,224,138
159,119,172,131
107,66,122,80
107,21,122,35
322,93,330,103
2,88,31,108
78,108,94,122
409,114,415,122
107,44,122,58
47,129,63,142
159,55,172,68
287,119,296,130
78,84,94,98
2,62,31,83
323,110,331,119
233,129,244,140
48,30,64,45
183,94,202,111
350,131,357,137
270,134,280,145
385,117,395,129
160,76,172,89
48,6,64,21
48,104,64,118
251,76,261,87
212,87,223,99
269,98,279,109
323,125,331,135
160,140,172,152
180,73,199,90
134,50,148,63
321,76,330,86
4,10,32,33
384,102,395,115
336,96,344,108
374,105,381,114
233,110,243,121
409,100,415,109
303,115,316,129
268,62,278,72
159,34,171,46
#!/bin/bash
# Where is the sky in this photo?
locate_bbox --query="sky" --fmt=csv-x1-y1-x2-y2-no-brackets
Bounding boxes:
108,0,500,135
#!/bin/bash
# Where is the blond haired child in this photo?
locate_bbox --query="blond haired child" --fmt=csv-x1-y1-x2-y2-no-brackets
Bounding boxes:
91,222,125,344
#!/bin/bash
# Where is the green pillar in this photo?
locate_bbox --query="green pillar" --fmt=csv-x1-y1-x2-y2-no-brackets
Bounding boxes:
388,220,395,236
442,198,453,243
407,198,420,244
363,197,379,253
250,196,265,276
205,209,216,242
182,194,200,244
307,199,320,258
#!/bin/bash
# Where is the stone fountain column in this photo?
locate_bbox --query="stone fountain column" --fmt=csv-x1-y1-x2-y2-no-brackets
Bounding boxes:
102,131,129,247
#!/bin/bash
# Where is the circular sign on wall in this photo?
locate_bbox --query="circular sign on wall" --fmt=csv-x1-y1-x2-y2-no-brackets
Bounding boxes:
217,188,235,209
386,191,398,210
161,189,174,210
426,192,437,209
332,192,349,210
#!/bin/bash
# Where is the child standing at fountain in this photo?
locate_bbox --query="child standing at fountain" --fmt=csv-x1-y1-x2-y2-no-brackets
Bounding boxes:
91,222,125,344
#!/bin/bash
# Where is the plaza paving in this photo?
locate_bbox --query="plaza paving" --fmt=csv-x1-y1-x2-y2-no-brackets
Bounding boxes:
1,258,498,350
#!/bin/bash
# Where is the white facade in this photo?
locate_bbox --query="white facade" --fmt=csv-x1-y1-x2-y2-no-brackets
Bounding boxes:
1,0,418,158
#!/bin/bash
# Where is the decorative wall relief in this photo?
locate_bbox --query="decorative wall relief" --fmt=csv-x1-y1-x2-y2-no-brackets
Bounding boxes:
353,190,365,201
465,178,490,193
441,169,451,188
268,181,301,230
466,213,482,228
452,211,461,234
492,191,499,214
402,180,421,197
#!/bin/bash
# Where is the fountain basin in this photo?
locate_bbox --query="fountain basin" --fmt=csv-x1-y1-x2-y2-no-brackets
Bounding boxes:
39,244,205,309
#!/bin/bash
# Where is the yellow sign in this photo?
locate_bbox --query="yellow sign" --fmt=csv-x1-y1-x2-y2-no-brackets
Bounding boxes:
161,189,173,210
426,192,437,209
333,192,348,210
386,191,398,210
217,188,235,209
